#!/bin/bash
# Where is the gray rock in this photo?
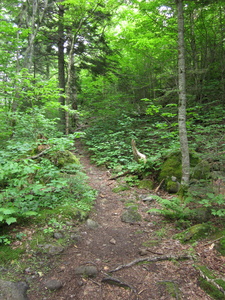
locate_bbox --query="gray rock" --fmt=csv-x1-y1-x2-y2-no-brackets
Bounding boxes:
47,245,64,255
86,219,99,229
74,265,98,278
53,232,64,239
0,279,29,300
44,279,63,291
121,209,142,223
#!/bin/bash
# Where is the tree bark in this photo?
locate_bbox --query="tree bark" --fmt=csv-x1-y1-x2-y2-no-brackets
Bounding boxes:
58,4,66,132
176,0,190,187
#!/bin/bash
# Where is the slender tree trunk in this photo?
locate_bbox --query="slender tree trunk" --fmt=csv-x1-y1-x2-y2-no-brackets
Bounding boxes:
23,0,49,71
58,4,66,132
176,0,190,187
65,34,77,134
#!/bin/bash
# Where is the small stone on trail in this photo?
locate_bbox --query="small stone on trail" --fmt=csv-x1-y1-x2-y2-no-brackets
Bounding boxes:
121,209,142,223
48,245,64,255
139,248,148,256
110,238,116,245
74,265,98,278
86,219,99,229
44,279,63,291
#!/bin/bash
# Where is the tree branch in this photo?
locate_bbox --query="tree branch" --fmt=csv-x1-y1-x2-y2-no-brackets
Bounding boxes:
109,254,192,273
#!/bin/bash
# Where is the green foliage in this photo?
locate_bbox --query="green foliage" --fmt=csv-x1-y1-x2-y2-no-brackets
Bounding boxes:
0,131,96,226
0,235,11,245
148,195,192,221
196,193,225,217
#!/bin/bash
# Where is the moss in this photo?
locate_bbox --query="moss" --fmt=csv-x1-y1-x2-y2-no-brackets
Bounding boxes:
158,151,210,193
217,237,225,256
174,223,214,243
215,279,225,290
198,277,225,299
196,265,216,279
34,205,87,225
138,179,154,190
142,239,159,247
0,245,24,265
48,150,80,168
166,180,180,193
158,281,182,299
112,185,130,193
158,153,182,183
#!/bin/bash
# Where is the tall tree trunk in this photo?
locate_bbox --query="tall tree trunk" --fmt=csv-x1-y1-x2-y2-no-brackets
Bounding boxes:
176,0,190,187
58,4,66,132
22,0,49,71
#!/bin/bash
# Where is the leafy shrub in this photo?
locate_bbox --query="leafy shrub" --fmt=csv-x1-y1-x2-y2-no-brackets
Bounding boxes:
0,135,96,226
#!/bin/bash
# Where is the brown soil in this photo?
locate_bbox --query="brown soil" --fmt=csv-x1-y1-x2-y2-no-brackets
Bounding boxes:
27,142,224,300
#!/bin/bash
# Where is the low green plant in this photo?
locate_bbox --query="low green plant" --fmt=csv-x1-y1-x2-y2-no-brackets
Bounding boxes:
147,195,192,221
0,135,96,226
0,235,11,245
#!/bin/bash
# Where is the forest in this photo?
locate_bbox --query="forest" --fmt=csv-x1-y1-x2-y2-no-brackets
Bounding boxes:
0,0,225,298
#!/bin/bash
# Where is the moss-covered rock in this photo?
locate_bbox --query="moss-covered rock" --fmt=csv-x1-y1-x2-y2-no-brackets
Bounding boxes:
174,223,213,243
48,150,80,168
166,180,180,193
138,179,154,190
158,153,182,183
121,208,142,223
158,152,210,193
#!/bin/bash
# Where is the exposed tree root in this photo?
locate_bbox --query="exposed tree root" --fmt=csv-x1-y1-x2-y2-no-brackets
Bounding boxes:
109,254,192,273
102,276,135,291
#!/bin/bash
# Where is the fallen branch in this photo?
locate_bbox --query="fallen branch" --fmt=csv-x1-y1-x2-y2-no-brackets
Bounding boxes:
154,179,165,193
131,139,147,163
109,254,192,273
25,147,50,160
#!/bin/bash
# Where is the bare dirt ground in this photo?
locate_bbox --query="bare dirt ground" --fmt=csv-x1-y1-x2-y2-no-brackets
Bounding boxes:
27,142,224,300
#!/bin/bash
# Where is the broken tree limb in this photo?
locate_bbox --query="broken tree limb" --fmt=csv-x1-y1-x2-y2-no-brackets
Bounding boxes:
131,139,147,163
22,147,50,160
109,254,192,273
154,179,165,193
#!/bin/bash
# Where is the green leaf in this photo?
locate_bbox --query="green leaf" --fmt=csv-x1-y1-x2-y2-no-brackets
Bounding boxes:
5,217,17,225
0,208,16,215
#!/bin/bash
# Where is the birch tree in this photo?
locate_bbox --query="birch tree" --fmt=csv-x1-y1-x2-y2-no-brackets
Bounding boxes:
176,0,190,187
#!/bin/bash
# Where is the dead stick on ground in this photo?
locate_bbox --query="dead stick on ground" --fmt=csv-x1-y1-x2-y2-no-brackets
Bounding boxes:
154,179,165,193
17,147,50,161
109,254,192,273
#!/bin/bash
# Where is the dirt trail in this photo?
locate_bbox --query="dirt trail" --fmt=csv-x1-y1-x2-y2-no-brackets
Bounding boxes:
28,142,213,300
